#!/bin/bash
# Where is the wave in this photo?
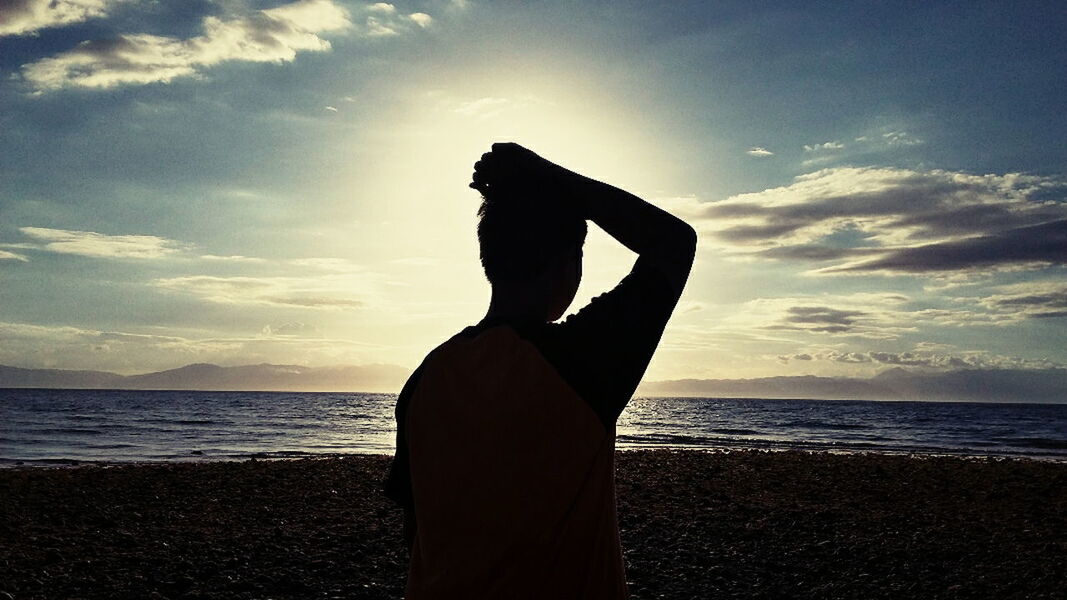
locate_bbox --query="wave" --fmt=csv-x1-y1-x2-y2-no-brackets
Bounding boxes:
781,420,873,430
710,428,761,435
5,391,1065,464
132,418,222,426
993,437,1067,450
35,428,103,435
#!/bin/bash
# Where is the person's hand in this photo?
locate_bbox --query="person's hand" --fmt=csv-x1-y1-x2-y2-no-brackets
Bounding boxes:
469,142,582,199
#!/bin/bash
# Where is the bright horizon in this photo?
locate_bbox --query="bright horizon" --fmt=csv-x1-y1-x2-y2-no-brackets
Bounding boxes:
1,1,1065,389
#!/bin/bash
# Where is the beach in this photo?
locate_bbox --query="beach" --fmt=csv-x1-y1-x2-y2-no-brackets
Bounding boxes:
1,450,1064,599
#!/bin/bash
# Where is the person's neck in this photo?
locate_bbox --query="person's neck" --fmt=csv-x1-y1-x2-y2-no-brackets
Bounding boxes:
481,280,550,325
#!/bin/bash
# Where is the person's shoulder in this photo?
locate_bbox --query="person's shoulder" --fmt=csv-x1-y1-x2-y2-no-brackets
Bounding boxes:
410,325,491,371
404,328,471,374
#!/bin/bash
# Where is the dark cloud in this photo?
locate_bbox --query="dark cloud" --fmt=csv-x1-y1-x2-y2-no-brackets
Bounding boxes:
260,296,361,308
714,221,807,242
765,306,868,334
976,281,1067,319
828,219,1067,274
757,245,882,261
785,306,864,325
680,167,1067,275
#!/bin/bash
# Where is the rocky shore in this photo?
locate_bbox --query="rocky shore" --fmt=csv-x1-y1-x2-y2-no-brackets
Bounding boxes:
1,450,1064,599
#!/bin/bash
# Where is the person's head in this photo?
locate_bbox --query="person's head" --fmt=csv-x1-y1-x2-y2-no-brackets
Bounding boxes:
477,185,586,321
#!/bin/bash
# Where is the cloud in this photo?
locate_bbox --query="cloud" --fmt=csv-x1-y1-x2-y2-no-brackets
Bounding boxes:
287,257,364,272
363,15,398,36
153,274,366,309
778,348,1063,371
724,293,916,340
12,226,184,259
667,167,1067,275
975,280,1067,319
825,219,1067,274
799,130,921,167
199,254,268,263
766,306,869,334
20,0,353,91
261,321,320,336
746,147,774,157
803,141,844,152
408,12,432,27
0,0,119,37
881,130,923,146
356,3,434,37
0,320,379,374
0,250,29,261
1,229,375,270
721,290,1031,343
453,96,511,117
367,2,396,13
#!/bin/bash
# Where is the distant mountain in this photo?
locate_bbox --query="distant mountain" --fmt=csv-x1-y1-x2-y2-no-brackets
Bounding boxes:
0,365,125,389
639,368,1067,403
2,363,1065,402
869,367,1067,403
0,362,410,393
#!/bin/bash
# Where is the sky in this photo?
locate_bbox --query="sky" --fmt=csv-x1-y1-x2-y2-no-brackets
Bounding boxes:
0,0,1065,385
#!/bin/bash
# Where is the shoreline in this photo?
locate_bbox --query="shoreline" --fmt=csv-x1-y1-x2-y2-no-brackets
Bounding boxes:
5,444,1067,470
2,450,1065,599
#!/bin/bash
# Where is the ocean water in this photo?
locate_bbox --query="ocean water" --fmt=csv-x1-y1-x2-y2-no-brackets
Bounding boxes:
1,389,1065,466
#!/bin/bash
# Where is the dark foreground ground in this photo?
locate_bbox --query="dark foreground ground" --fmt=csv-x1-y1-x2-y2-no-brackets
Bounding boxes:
1,450,1064,599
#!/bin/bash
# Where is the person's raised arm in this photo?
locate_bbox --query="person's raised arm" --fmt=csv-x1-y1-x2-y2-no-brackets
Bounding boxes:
471,142,696,294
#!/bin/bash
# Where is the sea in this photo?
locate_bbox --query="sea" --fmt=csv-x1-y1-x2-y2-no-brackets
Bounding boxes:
2,389,1066,466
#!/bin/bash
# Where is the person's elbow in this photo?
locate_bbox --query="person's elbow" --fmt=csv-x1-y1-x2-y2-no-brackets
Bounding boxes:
653,223,696,297
674,222,697,264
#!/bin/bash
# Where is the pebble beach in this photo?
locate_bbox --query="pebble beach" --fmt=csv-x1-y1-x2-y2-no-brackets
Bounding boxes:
1,450,1064,599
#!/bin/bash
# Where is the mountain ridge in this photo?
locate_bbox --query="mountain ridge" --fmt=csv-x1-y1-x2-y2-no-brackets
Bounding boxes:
0,362,409,393
1,363,1065,402
637,368,1067,403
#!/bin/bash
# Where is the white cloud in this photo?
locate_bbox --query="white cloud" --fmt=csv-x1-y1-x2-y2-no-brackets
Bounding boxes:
261,321,320,336
0,250,29,261
882,130,923,146
746,147,774,157
803,141,844,152
21,0,353,91
0,320,381,374
408,12,433,27
363,15,398,36
778,347,1063,371
367,2,396,13
153,273,373,309
199,254,268,263
0,0,119,37
453,96,510,117
15,226,184,259
287,257,364,272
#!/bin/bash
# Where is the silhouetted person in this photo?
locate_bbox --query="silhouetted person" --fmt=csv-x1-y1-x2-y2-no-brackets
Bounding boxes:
384,142,696,598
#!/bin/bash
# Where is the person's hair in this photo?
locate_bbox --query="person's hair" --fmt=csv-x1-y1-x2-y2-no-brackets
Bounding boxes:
476,184,587,283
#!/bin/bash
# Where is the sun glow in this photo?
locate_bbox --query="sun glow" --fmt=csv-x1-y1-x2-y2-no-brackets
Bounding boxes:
348,76,676,320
